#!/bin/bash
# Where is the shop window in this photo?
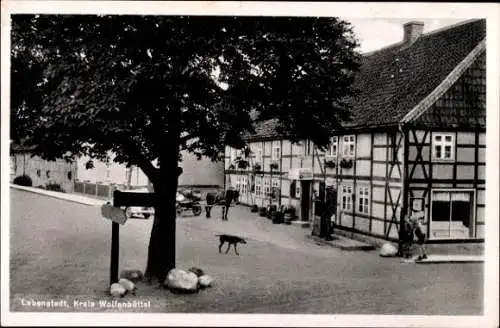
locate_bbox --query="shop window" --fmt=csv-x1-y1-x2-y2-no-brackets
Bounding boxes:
290,180,301,198
431,190,473,238
432,133,454,161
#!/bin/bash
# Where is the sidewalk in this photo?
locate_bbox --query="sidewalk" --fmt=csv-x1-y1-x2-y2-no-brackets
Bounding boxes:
10,185,107,206
184,205,376,252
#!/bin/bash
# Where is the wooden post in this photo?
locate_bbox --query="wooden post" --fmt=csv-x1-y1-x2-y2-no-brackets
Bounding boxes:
398,126,410,256
110,221,119,285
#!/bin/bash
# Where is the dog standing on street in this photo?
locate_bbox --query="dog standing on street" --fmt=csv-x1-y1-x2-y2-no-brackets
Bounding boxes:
217,234,247,255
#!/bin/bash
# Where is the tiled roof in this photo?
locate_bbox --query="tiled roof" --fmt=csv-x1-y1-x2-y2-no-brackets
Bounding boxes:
348,19,485,129
10,143,37,154
246,19,486,140
244,118,281,141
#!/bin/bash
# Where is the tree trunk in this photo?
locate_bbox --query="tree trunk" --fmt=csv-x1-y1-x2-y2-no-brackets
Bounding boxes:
144,154,180,285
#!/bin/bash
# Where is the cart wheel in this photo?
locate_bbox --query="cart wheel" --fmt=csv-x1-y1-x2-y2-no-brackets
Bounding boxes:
192,205,202,216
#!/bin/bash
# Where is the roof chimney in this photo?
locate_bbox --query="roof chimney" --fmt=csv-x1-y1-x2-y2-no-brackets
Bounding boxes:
403,21,424,45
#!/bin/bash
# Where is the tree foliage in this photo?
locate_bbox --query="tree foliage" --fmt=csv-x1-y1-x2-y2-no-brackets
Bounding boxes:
11,15,360,163
11,14,361,282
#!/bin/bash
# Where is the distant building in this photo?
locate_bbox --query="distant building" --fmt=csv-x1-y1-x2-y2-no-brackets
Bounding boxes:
10,144,78,193
77,151,224,189
225,19,486,243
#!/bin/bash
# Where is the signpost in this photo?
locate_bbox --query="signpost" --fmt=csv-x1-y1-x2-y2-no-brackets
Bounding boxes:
101,190,155,285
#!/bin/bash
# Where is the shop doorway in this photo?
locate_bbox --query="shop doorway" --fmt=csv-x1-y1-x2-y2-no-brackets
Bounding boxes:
300,180,311,221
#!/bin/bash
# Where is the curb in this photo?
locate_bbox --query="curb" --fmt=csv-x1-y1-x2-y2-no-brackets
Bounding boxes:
307,234,376,251
10,185,107,206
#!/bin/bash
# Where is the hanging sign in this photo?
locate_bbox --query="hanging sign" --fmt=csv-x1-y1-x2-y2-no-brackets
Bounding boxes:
288,168,313,180
101,203,127,225
325,177,335,186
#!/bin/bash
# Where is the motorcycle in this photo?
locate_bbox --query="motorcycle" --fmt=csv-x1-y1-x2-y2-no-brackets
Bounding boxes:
176,191,202,216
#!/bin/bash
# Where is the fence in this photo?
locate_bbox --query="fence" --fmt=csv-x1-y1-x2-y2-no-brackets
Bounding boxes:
73,181,147,199
74,180,223,200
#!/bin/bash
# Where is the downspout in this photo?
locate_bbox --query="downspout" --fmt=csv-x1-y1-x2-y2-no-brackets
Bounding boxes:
23,153,26,175
398,122,409,255
279,139,283,208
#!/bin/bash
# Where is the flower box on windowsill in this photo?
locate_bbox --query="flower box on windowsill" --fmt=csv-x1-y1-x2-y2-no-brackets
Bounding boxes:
340,158,353,169
324,159,336,169
253,163,262,172
228,164,235,170
269,162,279,171
237,160,249,169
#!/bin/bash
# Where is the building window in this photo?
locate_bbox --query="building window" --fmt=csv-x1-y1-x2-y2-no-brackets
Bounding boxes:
432,134,454,160
264,178,271,197
329,136,338,157
342,135,355,157
357,186,370,214
10,157,16,176
341,185,353,211
46,170,51,178
272,143,281,161
271,179,280,198
230,148,237,163
67,171,72,181
37,169,41,177
304,140,312,156
235,176,240,193
388,132,397,163
242,176,247,194
255,147,263,164
295,182,301,198
255,177,262,196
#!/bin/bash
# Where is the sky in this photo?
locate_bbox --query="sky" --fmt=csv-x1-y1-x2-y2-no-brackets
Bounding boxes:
347,18,469,53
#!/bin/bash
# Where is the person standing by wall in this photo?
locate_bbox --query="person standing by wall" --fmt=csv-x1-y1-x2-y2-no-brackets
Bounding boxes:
401,214,415,259
222,188,234,221
411,212,428,260
205,191,216,218
233,189,240,205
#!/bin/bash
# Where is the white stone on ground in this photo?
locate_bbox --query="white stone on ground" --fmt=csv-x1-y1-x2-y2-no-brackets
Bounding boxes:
379,243,398,257
118,278,135,291
198,275,213,288
164,268,199,293
110,283,127,297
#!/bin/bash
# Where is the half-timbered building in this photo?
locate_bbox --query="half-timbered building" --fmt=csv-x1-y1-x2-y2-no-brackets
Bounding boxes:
224,19,486,243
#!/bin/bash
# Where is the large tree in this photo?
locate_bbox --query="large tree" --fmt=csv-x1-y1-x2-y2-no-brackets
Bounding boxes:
11,15,360,284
